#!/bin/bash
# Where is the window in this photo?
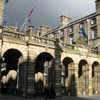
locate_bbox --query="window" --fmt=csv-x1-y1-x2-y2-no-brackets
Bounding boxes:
69,26,73,45
69,26,73,35
60,29,64,37
70,37,73,45
69,27,73,33
95,47,98,54
92,29,97,39
79,22,87,38
39,32,41,36
91,18,96,25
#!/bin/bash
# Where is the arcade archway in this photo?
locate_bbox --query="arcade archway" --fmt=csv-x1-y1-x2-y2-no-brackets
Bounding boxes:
92,61,100,95
62,57,76,96
78,59,89,95
1,49,23,95
34,52,54,95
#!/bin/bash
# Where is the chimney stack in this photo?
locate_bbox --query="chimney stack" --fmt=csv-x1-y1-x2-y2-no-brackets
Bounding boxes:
60,15,71,27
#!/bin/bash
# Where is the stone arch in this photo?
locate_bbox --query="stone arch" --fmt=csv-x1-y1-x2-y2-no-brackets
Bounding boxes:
63,57,74,78
34,52,54,73
1,48,23,95
30,46,55,61
92,61,99,77
62,57,76,96
3,48,23,72
78,59,88,78
34,52,54,95
78,59,89,95
92,61,100,95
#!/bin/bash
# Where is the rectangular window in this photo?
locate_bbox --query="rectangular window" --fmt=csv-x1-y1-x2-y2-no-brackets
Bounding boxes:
69,27,73,33
60,29,65,37
91,18,96,25
79,22,87,38
70,37,73,45
69,26,73,35
92,29,97,39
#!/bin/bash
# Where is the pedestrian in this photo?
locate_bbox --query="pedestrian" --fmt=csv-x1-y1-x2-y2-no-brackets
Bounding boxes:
44,80,49,100
1,68,7,95
49,84,56,100
1,75,8,94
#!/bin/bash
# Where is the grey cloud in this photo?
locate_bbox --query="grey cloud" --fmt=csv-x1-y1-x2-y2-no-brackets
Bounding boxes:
4,0,95,27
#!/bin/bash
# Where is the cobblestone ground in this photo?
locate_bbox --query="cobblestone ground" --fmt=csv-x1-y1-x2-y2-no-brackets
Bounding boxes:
0,95,100,100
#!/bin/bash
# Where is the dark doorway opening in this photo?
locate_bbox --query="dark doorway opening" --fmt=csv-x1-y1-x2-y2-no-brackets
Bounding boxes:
34,52,53,96
78,60,89,96
62,57,76,96
92,61,100,95
1,49,22,95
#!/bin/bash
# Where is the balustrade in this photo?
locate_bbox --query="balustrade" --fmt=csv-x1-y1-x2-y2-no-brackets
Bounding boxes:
0,27,99,58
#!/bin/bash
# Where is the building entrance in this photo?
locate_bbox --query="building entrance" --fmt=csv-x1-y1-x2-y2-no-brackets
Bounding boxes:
92,61,100,95
34,52,53,96
78,60,89,96
0,49,22,95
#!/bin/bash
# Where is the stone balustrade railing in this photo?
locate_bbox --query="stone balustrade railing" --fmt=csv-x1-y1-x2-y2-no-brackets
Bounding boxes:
1,27,55,48
28,35,55,48
0,26,99,58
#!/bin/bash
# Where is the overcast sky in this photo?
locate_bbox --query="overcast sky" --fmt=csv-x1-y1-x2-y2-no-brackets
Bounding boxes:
4,0,96,27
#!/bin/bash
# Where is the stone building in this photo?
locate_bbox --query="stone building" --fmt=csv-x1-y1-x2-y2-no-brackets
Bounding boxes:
0,0,5,25
42,0,100,96
0,0,100,97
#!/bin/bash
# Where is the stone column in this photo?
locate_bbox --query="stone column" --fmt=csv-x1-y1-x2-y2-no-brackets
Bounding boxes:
88,63,93,96
85,19,92,45
73,24,80,42
21,43,35,97
74,63,79,96
96,0,100,43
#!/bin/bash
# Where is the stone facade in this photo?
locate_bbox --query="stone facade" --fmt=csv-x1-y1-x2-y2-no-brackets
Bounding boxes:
0,0,4,25
0,0,100,97
0,26,99,96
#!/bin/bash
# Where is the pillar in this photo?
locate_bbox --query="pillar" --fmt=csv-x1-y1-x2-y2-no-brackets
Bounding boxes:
20,44,35,97
88,63,93,96
96,0,100,40
73,24,80,42
74,62,80,96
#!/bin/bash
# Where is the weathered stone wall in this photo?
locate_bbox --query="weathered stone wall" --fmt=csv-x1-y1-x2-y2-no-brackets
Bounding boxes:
73,23,80,42
0,0,4,25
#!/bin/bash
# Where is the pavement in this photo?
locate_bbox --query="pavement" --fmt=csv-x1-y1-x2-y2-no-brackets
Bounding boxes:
0,95,100,100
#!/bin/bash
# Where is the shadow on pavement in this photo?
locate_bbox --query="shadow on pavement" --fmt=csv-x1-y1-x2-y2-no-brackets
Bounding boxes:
0,95,97,100
61,96,94,100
